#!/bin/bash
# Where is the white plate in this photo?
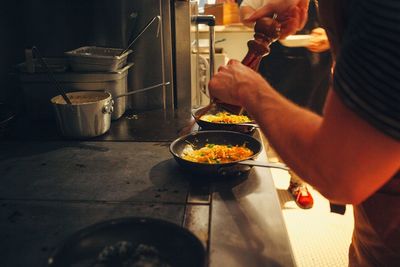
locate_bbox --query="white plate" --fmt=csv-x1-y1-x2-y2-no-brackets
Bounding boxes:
279,35,312,47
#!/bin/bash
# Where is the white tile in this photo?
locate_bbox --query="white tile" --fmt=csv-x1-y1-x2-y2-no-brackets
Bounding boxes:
264,136,354,267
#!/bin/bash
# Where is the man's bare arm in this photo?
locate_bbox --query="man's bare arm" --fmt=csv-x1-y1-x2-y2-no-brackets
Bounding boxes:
259,89,400,204
209,60,400,204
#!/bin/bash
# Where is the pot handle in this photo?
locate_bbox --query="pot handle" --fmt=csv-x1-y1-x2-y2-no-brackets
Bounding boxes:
113,82,170,100
102,100,114,114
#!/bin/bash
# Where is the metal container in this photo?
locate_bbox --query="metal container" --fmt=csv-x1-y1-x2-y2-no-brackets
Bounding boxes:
65,46,133,72
19,63,133,120
51,91,113,138
17,58,68,73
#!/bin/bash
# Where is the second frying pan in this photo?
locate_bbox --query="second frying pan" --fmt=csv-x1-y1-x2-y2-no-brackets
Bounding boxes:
192,106,258,135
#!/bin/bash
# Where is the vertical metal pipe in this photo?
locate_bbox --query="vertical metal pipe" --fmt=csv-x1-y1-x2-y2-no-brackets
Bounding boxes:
209,25,215,79
158,1,167,110
191,14,216,97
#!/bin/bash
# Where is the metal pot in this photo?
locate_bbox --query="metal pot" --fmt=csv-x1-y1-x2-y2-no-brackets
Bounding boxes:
51,82,169,139
51,91,113,138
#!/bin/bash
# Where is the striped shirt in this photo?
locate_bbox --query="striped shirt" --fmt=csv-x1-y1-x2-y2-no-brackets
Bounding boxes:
333,0,400,140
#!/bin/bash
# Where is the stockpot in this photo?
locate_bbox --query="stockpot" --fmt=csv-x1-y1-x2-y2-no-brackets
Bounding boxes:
51,82,169,139
51,91,113,139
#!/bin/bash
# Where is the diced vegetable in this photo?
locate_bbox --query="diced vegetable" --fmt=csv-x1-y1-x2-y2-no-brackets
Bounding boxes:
200,112,251,124
182,144,253,164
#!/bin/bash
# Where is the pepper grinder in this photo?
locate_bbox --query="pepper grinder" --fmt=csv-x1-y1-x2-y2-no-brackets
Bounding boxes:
242,16,281,71
221,16,280,114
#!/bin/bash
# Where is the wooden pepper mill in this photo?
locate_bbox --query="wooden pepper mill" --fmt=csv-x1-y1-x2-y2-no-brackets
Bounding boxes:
220,17,281,114
241,17,281,71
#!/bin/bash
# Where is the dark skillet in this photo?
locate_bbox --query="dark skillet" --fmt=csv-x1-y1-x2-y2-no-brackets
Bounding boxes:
48,217,205,267
170,131,288,177
192,105,258,135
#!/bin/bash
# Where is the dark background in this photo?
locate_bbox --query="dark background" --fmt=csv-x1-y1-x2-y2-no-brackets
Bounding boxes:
0,0,141,106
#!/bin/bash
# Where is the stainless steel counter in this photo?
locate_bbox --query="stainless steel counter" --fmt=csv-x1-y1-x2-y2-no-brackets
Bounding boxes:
0,109,295,267
208,146,295,267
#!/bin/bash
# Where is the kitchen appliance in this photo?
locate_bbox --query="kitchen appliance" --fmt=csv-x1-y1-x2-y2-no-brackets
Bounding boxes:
17,0,212,115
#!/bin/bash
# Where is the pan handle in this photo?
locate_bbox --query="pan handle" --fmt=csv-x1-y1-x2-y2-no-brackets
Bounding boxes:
113,82,170,100
237,160,289,171
236,122,259,128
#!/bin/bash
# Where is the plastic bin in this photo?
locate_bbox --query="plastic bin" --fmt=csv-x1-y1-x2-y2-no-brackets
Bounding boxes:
65,46,133,72
18,62,133,120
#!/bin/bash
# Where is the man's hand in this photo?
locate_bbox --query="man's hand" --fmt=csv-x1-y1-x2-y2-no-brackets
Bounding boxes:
208,59,270,107
244,0,309,38
307,27,330,53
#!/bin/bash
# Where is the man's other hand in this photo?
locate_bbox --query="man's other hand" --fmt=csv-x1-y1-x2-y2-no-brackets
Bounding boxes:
244,0,309,38
307,27,330,53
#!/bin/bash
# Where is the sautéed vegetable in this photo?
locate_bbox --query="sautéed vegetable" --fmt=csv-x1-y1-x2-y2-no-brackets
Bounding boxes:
200,112,251,124
182,143,253,164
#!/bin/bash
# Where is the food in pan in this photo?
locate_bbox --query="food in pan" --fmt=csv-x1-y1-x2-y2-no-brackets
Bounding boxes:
182,143,253,164
52,93,108,104
199,112,252,124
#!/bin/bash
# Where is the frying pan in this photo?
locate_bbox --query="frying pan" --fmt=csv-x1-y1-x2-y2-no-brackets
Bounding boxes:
192,105,258,135
170,131,288,177
48,217,205,267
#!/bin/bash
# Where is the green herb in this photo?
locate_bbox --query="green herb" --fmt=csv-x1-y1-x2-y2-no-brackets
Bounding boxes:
207,144,215,148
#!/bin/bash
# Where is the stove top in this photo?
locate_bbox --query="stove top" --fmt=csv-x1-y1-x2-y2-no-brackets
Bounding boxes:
5,108,195,142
